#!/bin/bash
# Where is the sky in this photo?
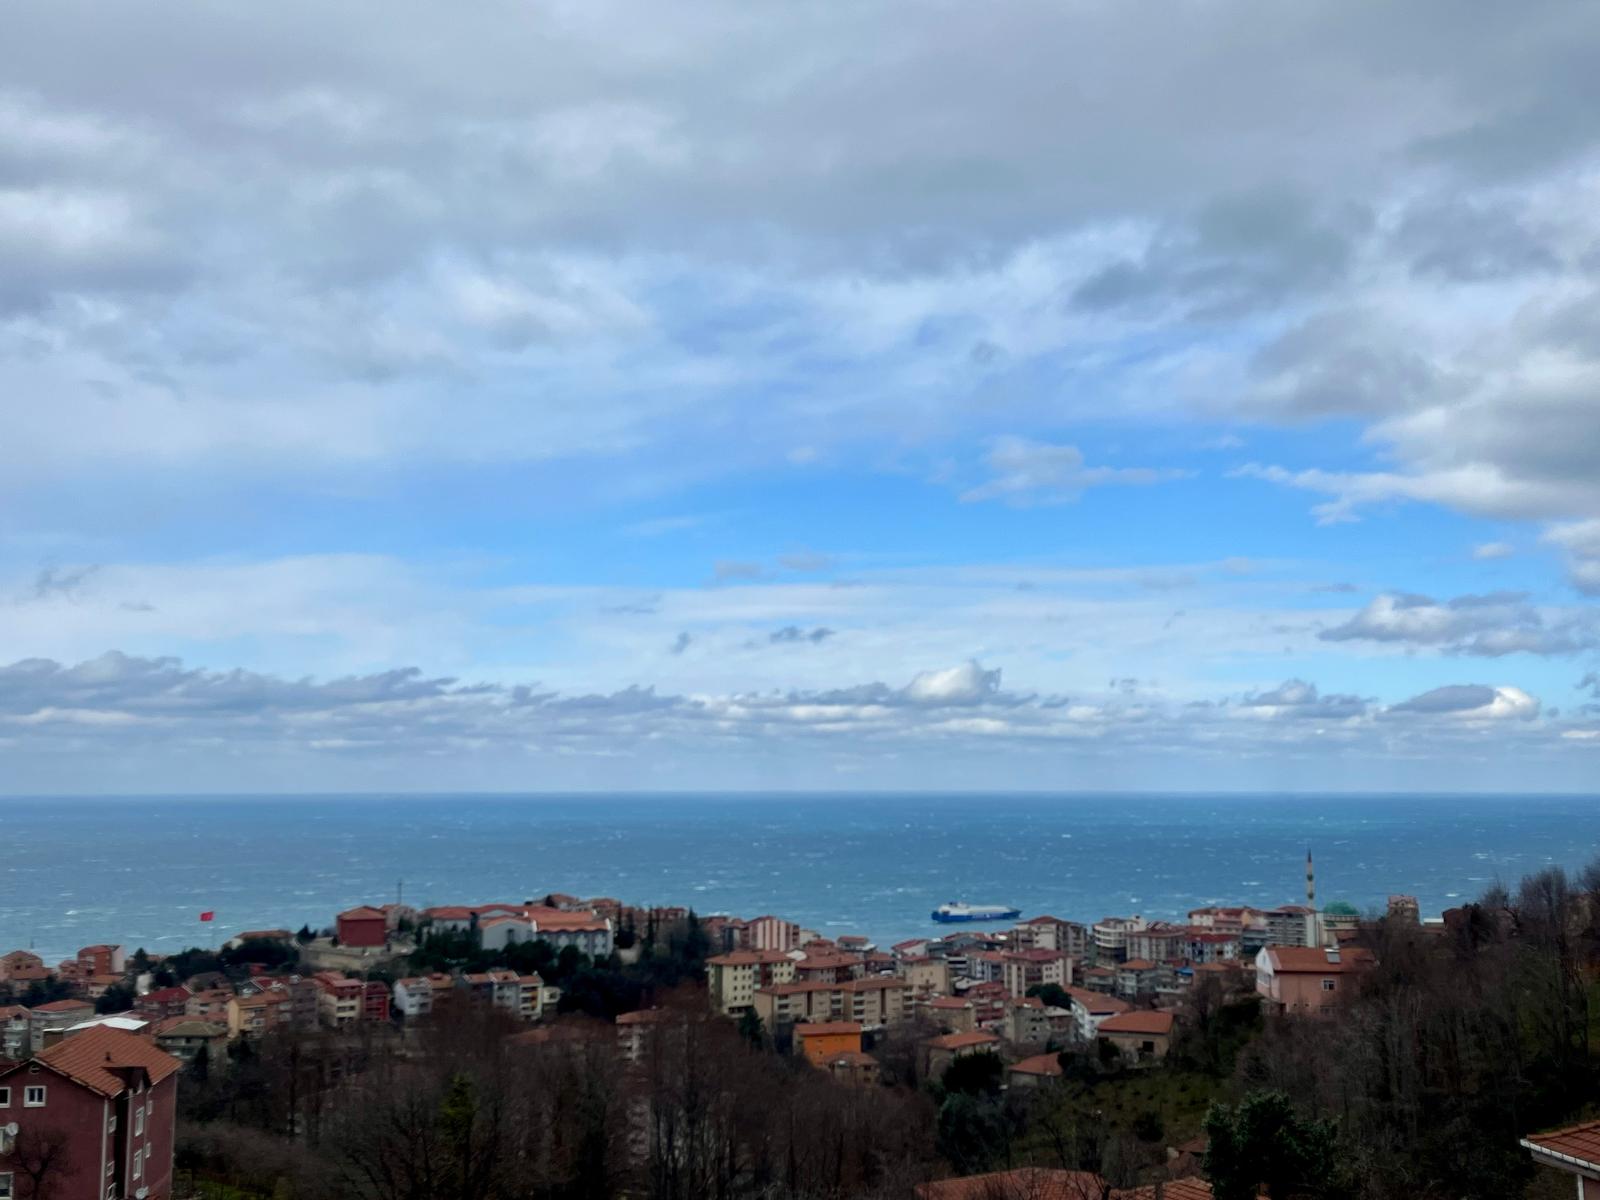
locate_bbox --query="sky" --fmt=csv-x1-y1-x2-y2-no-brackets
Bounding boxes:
3,0,1600,793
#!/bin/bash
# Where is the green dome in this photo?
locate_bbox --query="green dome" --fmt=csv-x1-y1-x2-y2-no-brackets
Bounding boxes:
1323,900,1359,916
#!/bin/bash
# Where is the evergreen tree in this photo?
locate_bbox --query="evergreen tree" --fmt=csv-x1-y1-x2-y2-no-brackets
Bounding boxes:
1204,1090,1342,1200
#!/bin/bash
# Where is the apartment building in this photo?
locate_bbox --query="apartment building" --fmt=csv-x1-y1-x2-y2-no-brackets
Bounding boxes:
999,949,1070,999
1091,916,1147,962
751,977,910,1029
707,950,797,1016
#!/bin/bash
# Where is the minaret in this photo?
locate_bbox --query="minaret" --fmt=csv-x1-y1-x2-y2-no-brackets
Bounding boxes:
1304,848,1320,948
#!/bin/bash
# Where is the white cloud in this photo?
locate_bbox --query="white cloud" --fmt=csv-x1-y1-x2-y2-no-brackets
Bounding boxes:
1472,541,1515,560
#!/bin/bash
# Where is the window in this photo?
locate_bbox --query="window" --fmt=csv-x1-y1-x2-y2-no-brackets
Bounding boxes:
133,1149,142,1179
0,1171,12,1200
23,1086,45,1107
1321,978,1336,992
134,1106,144,1136
0,1087,9,1106
109,1113,117,1132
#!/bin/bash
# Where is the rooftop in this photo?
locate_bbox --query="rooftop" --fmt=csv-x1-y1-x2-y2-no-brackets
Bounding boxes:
1010,1052,1064,1077
793,1021,863,1037
915,1168,1104,1200
24,1026,180,1097
1523,1119,1600,1170
1097,1010,1176,1035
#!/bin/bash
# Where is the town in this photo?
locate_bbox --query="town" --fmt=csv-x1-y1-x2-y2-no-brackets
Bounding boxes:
4,851,1599,1199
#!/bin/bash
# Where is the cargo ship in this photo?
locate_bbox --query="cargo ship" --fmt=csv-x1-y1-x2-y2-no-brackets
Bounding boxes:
930,901,1022,924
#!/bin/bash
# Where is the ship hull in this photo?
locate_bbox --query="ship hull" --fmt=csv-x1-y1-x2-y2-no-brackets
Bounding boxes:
930,907,1021,923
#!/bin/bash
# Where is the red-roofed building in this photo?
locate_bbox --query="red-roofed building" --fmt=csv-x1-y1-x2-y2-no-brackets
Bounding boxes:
752,977,910,1029
1008,1052,1065,1087
924,1029,1001,1075
0,1026,181,1200
28,999,95,1053
918,995,977,1034
0,1005,29,1060
0,950,45,982
1521,1118,1600,1198
336,906,389,949
916,1168,1105,1200
134,984,193,1021
75,944,125,977
1000,948,1070,998
1254,944,1375,1017
1096,1009,1176,1062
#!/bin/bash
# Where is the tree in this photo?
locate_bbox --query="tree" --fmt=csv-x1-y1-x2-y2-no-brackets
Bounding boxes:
2,1124,75,1200
941,1050,1004,1097
737,1008,765,1049
935,1092,1008,1175
1026,982,1072,1010
94,983,136,1014
1204,1090,1341,1200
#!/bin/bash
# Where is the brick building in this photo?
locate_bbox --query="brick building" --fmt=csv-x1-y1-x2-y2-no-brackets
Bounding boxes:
0,1026,180,1200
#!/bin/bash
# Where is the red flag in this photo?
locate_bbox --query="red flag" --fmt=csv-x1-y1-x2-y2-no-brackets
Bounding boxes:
199,911,215,922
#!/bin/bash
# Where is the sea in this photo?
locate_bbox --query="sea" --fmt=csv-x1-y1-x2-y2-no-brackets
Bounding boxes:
4,793,1599,964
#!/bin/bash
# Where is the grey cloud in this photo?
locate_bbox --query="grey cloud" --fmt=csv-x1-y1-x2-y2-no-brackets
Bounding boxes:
713,560,764,581
1395,198,1561,282
777,552,834,573
25,562,100,603
1389,684,1497,714
1319,591,1598,656
960,437,1186,506
669,632,692,655
1240,678,1369,719
1073,188,1366,318
768,626,833,645
1246,309,1442,419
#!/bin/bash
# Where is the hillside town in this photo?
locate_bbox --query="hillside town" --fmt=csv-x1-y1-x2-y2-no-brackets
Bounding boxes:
6,851,1600,1200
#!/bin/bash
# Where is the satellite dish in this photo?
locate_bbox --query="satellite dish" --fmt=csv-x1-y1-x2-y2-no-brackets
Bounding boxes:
3,1121,18,1135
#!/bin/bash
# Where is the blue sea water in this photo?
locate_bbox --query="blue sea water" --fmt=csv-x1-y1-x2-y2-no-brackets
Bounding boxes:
3,793,1599,964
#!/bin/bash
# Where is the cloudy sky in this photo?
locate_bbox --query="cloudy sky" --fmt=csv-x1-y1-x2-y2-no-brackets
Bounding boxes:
4,0,1600,793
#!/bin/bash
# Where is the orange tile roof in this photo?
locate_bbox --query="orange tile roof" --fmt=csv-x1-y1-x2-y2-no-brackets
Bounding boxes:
1097,1010,1175,1035
708,950,792,966
926,1030,999,1051
916,1168,1105,1200
1523,1119,1600,1169
1264,946,1375,974
338,906,387,920
1120,959,1156,970
30,1026,180,1096
925,997,972,1009
615,1009,672,1026
1010,1053,1064,1076
32,999,94,1013
1064,987,1131,1014
154,1017,226,1037
793,1021,862,1037
1113,1179,1225,1200
825,1049,878,1067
